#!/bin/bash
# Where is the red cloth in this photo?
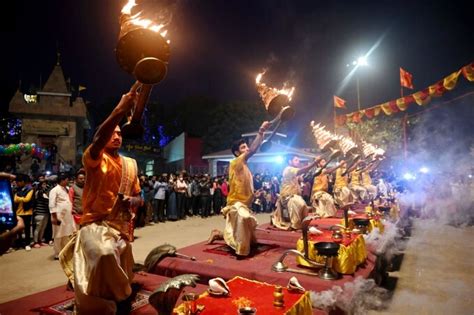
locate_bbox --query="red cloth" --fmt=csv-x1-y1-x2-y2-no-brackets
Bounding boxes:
153,241,376,294
309,218,343,230
195,277,307,315
0,273,207,315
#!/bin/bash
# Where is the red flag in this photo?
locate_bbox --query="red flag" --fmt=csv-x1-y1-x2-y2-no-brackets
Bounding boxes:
400,67,414,89
333,95,346,108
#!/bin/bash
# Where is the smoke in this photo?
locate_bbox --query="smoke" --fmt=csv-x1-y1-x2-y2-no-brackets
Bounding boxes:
364,221,401,262
310,277,390,314
394,93,474,227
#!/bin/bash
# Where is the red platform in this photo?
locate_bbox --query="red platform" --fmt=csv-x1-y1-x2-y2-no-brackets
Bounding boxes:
152,240,376,295
0,273,207,315
255,223,302,248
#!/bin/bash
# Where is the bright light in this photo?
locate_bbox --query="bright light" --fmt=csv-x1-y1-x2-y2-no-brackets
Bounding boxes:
46,171,51,176
356,56,368,66
24,94,38,103
469,174,473,179
419,167,429,174
403,172,416,181
275,155,284,164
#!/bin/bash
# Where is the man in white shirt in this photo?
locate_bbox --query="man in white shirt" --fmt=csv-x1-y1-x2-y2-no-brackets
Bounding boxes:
175,173,188,219
49,173,76,259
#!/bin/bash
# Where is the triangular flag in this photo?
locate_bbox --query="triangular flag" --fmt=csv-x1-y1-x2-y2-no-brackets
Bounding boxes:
333,95,346,108
400,67,414,89
78,85,87,91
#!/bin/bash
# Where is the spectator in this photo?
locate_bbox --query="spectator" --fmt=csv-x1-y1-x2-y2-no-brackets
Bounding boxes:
152,175,167,222
199,175,211,217
167,174,178,220
49,173,76,259
190,176,201,215
212,178,223,215
13,174,34,251
221,177,228,207
32,179,51,248
30,159,40,178
69,169,85,227
0,172,25,255
175,172,188,219
185,175,193,217
253,173,263,191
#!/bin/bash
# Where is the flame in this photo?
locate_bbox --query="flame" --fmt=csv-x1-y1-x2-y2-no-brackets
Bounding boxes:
121,0,169,39
255,71,295,108
121,0,137,14
361,141,385,158
311,123,359,154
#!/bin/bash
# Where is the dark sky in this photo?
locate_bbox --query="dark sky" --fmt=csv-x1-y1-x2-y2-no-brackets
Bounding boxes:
2,0,473,132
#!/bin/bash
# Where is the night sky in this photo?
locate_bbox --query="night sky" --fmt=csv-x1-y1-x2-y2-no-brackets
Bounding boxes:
2,0,473,134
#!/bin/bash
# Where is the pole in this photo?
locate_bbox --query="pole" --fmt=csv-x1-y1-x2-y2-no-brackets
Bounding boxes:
401,87,408,160
356,76,361,111
333,106,337,133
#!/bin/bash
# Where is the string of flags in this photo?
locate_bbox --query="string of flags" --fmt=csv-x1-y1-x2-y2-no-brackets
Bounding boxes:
333,62,474,125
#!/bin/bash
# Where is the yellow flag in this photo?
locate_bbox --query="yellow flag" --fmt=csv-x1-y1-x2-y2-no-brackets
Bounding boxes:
78,85,87,91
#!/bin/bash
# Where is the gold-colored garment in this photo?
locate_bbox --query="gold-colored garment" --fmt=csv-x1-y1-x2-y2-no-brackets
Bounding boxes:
333,186,353,206
226,154,254,207
311,173,328,196
60,223,134,314
280,166,301,197
272,195,308,230
361,171,372,185
348,216,385,234
221,202,257,256
311,191,337,217
364,184,378,200
334,167,348,189
296,234,367,274
81,147,140,228
350,170,361,185
59,147,140,314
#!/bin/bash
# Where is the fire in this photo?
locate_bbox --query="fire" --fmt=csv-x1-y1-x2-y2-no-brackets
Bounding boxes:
361,141,385,158
255,70,295,108
121,0,169,41
310,121,358,153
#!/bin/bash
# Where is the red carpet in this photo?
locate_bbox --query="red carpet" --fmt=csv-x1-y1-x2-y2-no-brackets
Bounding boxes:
153,240,376,294
255,223,302,248
204,242,279,258
0,273,207,315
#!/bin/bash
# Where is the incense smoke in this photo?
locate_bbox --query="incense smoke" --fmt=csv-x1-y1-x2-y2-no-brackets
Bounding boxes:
310,277,390,314
395,94,474,227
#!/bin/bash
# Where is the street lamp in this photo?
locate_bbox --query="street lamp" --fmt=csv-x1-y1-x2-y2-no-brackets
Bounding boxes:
346,55,369,110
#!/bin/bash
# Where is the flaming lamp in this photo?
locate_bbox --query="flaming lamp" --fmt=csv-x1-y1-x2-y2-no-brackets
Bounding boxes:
255,71,295,151
116,0,171,138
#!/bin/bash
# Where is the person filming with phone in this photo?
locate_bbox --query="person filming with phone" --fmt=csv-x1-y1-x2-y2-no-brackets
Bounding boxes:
0,172,25,255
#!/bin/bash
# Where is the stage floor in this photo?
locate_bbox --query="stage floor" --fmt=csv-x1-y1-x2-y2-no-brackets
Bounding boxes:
152,240,376,294
0,273,207,315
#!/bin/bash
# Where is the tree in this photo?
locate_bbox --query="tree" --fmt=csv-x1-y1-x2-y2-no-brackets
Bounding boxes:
343,115,420,159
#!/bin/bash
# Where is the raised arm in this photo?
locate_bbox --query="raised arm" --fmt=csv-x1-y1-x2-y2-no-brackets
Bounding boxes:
246,121,271,161
324,160,345,174
296,157,322,176
342,159,361,176
89,82,140,160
